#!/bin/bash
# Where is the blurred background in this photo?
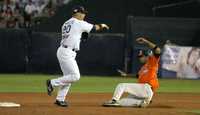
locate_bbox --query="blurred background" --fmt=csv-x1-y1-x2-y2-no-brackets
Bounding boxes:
0,0,200,79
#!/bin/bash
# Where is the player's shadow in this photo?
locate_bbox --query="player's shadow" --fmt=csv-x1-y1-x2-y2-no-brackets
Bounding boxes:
148,104,174,109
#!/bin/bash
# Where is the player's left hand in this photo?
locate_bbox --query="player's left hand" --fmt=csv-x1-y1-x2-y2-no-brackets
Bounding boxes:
100,24,110,30
136,37,147,44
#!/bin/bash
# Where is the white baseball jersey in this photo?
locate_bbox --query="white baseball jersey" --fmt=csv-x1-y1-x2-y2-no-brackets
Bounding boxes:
61,17,94,51
51,17,93,102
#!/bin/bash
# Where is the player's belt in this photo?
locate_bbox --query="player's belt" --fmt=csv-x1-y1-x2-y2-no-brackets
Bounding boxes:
62,45,76,52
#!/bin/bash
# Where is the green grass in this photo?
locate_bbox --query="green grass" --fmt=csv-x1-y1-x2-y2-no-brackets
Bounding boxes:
0,74,199,93
158,79,200,93
188,110,200,114
192,110,200,114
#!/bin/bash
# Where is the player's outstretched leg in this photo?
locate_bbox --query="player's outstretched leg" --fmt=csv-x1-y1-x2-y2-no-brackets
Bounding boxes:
103,83,126,107
118,95,148,108
103,83,153,107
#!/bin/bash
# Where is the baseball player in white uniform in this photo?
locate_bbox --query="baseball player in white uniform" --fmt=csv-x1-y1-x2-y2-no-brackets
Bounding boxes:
46,6,109,107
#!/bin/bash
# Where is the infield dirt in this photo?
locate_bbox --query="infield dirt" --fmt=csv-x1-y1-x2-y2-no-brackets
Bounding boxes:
0,93,199,115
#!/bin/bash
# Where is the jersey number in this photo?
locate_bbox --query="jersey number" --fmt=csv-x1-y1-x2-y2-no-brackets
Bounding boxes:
64,25,71,33
62,25,71,40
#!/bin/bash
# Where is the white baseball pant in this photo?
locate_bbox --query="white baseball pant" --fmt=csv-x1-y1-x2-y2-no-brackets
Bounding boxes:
112,83,153,107
51,46,80,101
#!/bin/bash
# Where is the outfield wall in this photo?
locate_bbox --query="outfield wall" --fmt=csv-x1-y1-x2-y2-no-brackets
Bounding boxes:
0,29,125,75
0,29,28,73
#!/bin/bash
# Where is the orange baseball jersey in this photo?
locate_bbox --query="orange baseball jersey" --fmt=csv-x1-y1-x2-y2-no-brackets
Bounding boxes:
138,55,160,92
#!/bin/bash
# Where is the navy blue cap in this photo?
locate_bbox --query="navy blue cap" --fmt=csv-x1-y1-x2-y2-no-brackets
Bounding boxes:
72,6,88,14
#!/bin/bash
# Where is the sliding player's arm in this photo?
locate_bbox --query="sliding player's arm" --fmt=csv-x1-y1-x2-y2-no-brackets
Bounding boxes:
136,37,161,56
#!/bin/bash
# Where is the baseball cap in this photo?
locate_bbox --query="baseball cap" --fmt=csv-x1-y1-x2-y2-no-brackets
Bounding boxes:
72,6,88,14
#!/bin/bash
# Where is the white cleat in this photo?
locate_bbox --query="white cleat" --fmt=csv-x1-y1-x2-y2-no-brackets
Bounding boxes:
139,100,149,108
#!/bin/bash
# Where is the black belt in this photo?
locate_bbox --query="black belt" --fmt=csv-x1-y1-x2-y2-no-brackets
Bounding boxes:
62,45,76,52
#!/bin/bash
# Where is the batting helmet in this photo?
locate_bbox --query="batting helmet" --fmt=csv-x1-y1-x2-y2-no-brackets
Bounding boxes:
72,6,88,14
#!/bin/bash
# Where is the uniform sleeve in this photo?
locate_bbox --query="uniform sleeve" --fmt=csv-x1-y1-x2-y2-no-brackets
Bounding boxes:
81,21,94,33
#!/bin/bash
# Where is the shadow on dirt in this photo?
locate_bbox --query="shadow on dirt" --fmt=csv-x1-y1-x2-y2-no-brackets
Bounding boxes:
149,104,174,109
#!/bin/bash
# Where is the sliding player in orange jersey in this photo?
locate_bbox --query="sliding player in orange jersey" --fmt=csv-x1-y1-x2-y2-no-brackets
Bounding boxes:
103,37,161,107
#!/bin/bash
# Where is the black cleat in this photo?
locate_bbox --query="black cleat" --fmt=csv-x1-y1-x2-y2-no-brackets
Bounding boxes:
103,99,121,107
46,79,53,96
54,100,68,107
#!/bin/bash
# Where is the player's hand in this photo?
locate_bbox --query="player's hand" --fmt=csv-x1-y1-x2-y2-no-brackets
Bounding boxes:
136,37,148,44
100,24,110,30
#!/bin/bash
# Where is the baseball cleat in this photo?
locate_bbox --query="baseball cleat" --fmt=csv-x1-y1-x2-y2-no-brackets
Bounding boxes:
46,79,54,96
54,100,68,107
103,99,121,107
139,99,149,108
